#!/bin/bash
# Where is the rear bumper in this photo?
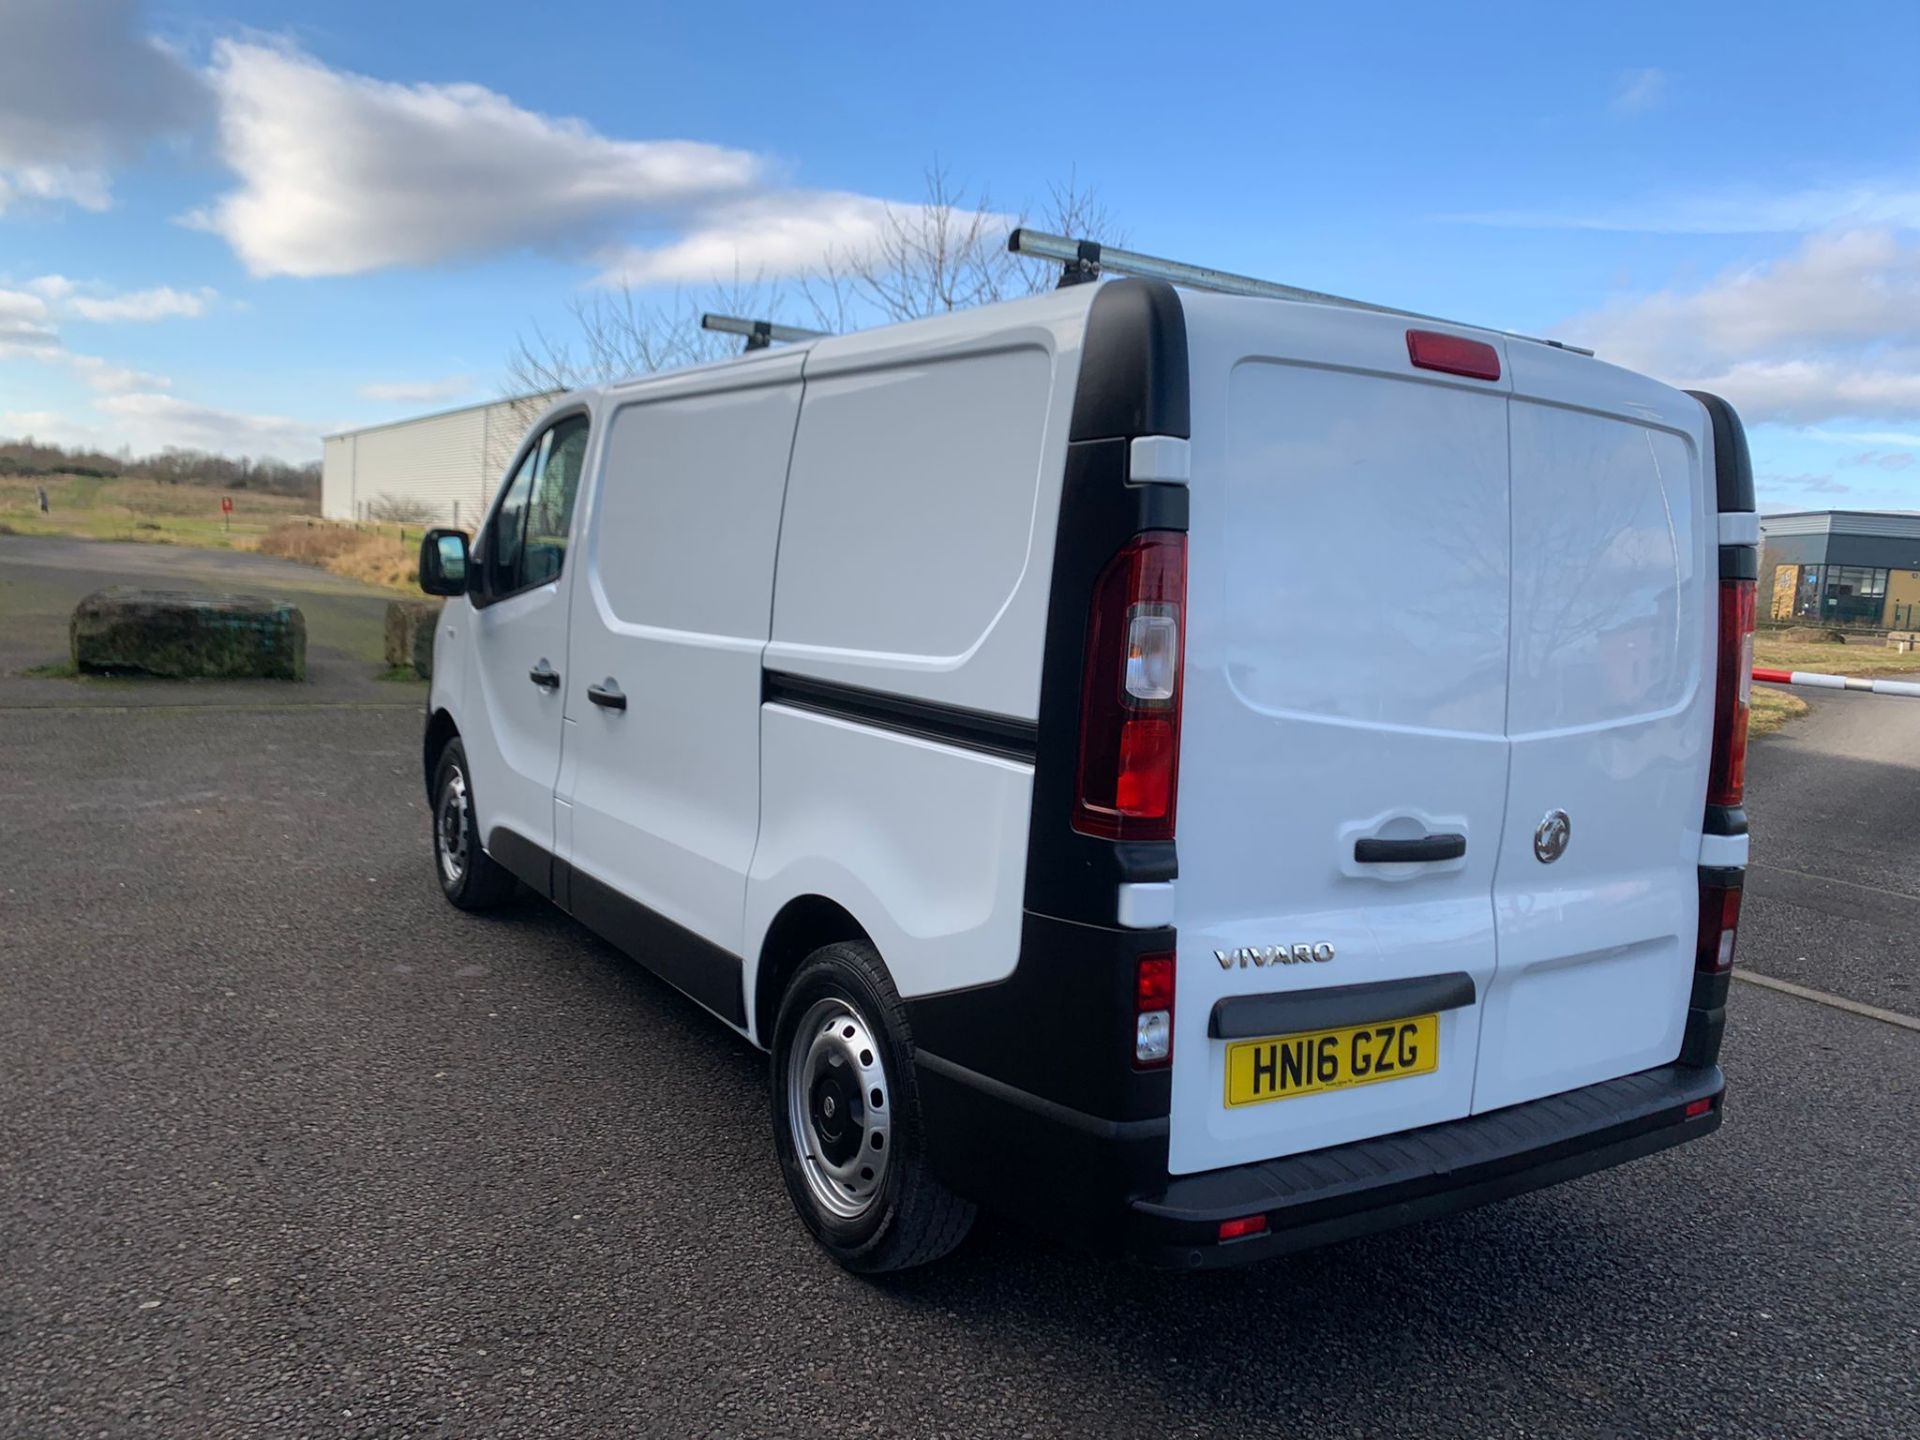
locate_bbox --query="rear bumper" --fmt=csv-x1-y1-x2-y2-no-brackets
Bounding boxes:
914,1054,1723,1269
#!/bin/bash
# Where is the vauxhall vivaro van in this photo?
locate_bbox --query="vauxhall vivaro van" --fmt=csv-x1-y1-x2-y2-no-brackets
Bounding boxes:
415,256,1753,1271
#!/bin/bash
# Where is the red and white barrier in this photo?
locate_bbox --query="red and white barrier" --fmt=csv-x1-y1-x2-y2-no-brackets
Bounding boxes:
1753,667,1920,698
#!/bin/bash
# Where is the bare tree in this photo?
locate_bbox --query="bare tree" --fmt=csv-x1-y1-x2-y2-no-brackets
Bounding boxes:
507,273,785,393
367,494,442,525
793,162,1130,333
507,163,1124,393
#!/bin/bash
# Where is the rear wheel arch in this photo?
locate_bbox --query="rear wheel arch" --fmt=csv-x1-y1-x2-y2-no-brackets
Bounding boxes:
754,895,875,1046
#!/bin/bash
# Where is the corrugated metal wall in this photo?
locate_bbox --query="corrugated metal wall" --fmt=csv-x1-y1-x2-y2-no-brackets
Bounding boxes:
321,435,356,520
319,393,559,527
349,408,486,526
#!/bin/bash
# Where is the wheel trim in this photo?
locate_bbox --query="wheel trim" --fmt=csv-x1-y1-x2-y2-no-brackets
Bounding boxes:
787,998,892,1221
436,767,470,887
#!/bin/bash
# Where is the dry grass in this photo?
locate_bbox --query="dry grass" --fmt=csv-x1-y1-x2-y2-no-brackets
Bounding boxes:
1748,686,1810,738
251,517,422,592
1753,634,1920,678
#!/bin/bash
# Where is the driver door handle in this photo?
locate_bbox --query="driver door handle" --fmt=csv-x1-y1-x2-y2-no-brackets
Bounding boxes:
528,660,560,690
586,679,627,712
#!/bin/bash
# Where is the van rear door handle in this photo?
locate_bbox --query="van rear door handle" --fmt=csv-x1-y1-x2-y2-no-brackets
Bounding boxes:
1354,833,1466,863
586,679,627,712
528,660,560,689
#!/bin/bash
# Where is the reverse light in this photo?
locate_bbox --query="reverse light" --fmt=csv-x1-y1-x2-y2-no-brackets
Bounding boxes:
1074,532,1187,841
1696,875,1743,974
1708,578,1757,808
1134,953,1175,1067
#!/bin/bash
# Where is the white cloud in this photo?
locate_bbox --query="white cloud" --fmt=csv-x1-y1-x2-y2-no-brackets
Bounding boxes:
0,408,107,451
59,353,171,394
0,287,59,350
358,376,475,405
1846,451,1917,472
597,190,907,286
14,276,217,323
1806,428,1920,448
1611,68,1667,117
66,285,215,322
1446,181,1920,234
0,164,113,213
1565,230,1920,423
93,391,315,459
0,0,206,212
190,40,763,278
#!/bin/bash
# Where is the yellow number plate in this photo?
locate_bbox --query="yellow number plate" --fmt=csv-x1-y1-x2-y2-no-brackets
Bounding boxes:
1224,1013,1440,1108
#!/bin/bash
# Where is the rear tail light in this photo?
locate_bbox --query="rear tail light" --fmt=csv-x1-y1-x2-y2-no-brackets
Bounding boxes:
1696,876,1743,974
1134,953,1174,1067
1708,578,1756,807
1074,531,1187,840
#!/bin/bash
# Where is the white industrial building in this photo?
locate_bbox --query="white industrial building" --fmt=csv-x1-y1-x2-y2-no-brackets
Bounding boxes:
321,392,559,526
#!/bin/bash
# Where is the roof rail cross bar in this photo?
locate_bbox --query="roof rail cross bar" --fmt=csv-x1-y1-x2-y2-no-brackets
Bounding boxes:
1006,229,1593,357
700,313,832,353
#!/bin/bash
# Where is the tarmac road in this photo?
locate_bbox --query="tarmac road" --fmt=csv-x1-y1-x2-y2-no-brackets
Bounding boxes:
0,586,1915,1434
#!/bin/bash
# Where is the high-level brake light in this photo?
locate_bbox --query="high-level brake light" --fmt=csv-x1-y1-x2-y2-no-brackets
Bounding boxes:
1406,329,1501,382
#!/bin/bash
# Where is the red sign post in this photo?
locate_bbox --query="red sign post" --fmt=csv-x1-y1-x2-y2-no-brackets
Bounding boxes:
221,495,233,532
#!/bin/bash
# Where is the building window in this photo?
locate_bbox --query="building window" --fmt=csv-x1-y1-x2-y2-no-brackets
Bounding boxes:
1822,565,1889,624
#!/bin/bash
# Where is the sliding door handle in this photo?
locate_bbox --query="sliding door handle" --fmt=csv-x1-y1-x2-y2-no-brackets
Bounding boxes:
1354,833,1466,864
586,679,627,712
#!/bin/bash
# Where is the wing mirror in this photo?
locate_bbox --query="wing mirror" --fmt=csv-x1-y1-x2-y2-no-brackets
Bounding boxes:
418,528,471,597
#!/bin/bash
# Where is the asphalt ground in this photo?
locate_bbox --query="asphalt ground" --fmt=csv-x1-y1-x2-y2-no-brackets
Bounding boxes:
2,541,1916,1438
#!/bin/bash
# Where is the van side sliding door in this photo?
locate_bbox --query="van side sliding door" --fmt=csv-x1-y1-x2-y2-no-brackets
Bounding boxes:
557,357,806,1026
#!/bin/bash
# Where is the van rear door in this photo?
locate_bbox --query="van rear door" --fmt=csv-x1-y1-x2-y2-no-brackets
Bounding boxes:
1169,296,1515,1175
1473,349,1713,1112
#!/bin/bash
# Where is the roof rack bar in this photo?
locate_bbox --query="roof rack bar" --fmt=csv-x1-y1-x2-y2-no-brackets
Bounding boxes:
1006,229,1593,357
700,313,832,352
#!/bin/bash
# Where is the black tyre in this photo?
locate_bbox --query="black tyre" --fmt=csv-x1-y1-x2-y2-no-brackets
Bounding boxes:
430,738,517,912
770,941,976,1273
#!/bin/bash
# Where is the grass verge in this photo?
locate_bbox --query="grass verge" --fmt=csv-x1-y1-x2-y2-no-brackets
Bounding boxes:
1749,686,1809,738
1753,635,1920,678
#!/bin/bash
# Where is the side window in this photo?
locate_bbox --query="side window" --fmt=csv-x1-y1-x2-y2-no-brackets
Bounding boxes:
481,414,590,599
523,415,589,589
485,441,541,596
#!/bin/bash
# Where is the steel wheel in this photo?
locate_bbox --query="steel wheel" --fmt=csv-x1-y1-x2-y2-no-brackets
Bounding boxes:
436,765,470,888
785,996,892,1221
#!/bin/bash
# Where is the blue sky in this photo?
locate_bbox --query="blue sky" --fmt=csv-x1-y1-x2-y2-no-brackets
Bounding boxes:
2,0,1918,511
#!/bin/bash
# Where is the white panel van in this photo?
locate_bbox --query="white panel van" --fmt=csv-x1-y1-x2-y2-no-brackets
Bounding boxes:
416,274,1755,1271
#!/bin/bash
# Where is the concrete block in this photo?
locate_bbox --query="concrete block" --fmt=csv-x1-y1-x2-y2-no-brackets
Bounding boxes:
385,599,442,679
71,587,306,680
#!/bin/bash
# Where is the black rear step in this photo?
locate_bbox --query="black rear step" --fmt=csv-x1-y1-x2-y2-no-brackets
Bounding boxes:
1130,1063,1723,1269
